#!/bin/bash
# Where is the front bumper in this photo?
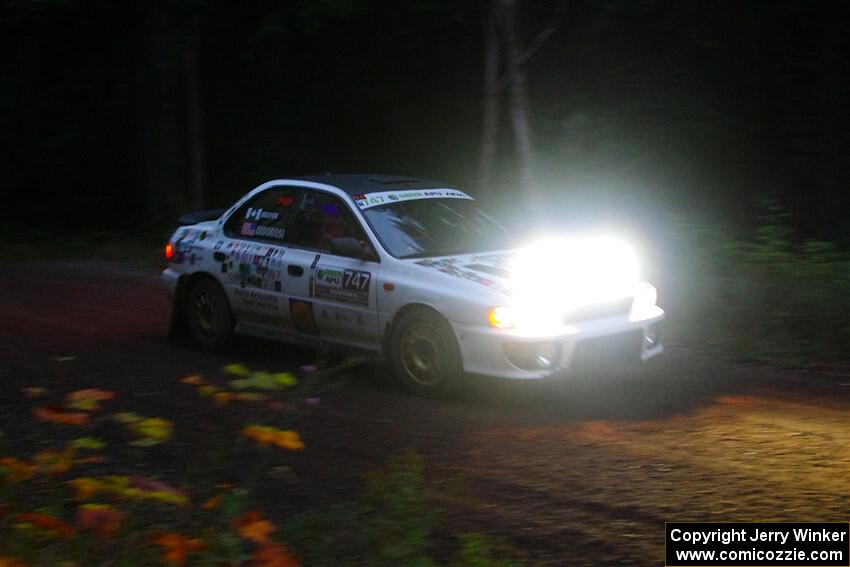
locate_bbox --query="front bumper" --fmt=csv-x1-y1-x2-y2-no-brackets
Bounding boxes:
450,306,665,379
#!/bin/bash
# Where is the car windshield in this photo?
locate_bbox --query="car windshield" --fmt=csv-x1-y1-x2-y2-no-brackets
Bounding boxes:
361,198,512,259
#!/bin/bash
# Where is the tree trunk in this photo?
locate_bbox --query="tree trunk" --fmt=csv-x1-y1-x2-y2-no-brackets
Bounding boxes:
478,2,501,197
499,0,535,197
184,38,207,211
143,7,186,227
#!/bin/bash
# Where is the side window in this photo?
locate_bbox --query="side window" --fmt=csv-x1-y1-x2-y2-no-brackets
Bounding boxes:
288,191,368,255
224,188,298,242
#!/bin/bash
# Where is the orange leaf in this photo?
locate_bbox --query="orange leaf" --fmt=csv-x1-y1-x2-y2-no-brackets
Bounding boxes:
33,448,75,476
0,457,36,483
65,389,114,411
200,496,221,510
15,512,75,538
33,406,89,427
67,478,102,501
75,504,123,538
214,392,233,407
233,510,276,544
253,543,301,567
180,374,206,386
242,426,304,451
152,533,204,566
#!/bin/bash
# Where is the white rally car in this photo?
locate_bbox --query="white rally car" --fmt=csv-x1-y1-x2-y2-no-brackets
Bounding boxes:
162,174,664,395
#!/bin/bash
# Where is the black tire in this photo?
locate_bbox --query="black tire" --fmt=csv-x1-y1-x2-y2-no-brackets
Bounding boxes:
186,277,234,351
390,308,462,396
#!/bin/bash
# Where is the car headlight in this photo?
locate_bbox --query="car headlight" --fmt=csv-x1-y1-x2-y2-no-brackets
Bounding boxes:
511,236,640,310
489,236,649,334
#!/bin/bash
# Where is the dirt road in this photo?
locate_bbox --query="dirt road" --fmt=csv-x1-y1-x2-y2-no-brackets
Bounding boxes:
1,261,847,565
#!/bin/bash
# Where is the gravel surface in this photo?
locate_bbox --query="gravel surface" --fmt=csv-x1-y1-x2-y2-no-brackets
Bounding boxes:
1,261,847,566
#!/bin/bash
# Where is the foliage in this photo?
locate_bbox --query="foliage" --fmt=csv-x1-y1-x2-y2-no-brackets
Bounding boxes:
360,452,436,566
279,452,524,567
665,197,850,366
0,362,520,566
455,533,523,567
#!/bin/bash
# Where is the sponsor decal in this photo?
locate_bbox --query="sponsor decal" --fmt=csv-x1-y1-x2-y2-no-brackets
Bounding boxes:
415,257,511,295
290,299,319,335
172,230,201,263
314,266,371,305
354,189,474,209
245,207,280,221
316,268,343,286
234,288,279,311
234,248,283,291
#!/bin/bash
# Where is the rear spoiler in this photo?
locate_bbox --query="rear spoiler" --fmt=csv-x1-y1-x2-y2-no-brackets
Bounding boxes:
177,209,226,226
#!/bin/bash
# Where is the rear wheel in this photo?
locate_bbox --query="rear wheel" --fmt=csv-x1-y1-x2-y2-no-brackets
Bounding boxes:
187,277,234,351
390,309,462,396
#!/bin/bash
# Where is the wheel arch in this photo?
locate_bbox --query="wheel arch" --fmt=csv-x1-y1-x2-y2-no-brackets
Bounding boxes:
168,271,233,341
382,302,457,356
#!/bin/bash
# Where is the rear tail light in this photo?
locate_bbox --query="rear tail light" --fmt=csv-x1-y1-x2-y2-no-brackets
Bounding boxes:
165,242,174,262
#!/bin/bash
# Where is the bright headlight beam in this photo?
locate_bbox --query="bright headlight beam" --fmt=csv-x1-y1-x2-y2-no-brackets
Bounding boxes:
504,235,641,334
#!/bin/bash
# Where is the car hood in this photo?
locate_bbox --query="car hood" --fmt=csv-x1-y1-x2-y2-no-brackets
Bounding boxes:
405,250,516,296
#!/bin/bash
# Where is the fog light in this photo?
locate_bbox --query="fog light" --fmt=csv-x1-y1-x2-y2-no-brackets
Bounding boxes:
644,323,662,348
503,342,560,371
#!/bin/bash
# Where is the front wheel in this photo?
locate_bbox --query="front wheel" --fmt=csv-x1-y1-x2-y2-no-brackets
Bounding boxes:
390,309,462,396
187,278,234,351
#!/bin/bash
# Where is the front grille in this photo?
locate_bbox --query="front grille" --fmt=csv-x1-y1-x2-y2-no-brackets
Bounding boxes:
563,296,633,324
571,329,643,370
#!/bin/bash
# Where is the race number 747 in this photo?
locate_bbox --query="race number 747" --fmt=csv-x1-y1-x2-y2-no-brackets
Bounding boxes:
343,270,371,292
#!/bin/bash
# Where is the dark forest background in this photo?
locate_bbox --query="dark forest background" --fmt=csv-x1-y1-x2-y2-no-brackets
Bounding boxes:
2,0,849,243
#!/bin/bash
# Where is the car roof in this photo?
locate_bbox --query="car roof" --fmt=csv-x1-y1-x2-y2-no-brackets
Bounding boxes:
294,173,454,196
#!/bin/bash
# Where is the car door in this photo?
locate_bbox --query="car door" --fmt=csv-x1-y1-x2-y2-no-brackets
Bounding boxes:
219,187,300,331
284,189,381,350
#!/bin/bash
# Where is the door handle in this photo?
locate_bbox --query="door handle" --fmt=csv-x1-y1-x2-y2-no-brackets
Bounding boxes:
287,265,304,277
213,252,226,262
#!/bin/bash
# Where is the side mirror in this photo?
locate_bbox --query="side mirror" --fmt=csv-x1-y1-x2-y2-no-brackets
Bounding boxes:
331,237,375,261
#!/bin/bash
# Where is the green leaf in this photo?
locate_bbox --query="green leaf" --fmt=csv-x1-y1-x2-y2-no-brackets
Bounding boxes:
223,363,251,377
130,438,163,447
70,437,106,450
230,370,296,391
